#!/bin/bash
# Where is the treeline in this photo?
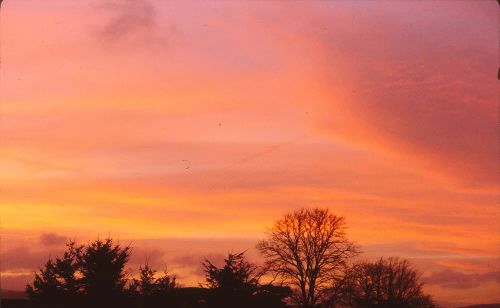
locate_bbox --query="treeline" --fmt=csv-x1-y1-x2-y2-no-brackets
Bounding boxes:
23,208,438,308
25,241,289,308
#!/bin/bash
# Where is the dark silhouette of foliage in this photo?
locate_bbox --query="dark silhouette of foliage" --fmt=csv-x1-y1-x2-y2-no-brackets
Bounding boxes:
202,252,260,307
129,264,157,297
257,208,359,308
24,227,442,308
78,238,130,304
202,251,291,308
26,237,205,308
26,238,130,307
254,284,294,308
330,257,438,308
203,252,259,292
26,241,82,307
128,264,177,307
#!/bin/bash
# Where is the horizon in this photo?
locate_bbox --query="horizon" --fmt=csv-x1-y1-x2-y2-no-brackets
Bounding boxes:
0,1,499,307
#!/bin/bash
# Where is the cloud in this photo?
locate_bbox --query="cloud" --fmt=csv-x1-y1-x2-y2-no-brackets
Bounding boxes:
1,2,499,304
129,247,165,268
416,244,497,258
0,246,61,272
423,269,500,289
93,0,166,47
40,233,67,246
171,253,228,277
1,273,34,291
308,1,498,189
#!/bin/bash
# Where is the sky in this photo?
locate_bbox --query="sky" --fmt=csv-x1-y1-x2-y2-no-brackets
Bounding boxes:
0,0,499,306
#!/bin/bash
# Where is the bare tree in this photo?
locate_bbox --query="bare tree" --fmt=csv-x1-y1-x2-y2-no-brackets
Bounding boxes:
257,208,358,308
336,257,437,308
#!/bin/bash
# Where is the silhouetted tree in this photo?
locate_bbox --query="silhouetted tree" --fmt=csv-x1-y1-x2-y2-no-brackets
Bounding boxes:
257,208,358,308
155,270,177,292
254,284,294,308
26,241,82,307
333,257,437,308
129,264,177,307
27,238,130,307
202,252,291,308
129,265,157,297
78,238,131,305
202,252,260,307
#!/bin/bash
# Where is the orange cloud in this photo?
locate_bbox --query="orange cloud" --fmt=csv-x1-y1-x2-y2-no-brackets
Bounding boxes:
1,1,498,306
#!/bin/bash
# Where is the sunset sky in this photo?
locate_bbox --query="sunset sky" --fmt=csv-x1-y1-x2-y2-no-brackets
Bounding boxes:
0,0,499,306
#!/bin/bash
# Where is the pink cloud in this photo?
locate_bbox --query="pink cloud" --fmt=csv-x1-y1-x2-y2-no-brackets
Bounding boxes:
39,233,67,246
423,270,500,289
1,1,498,305
309,1,498,189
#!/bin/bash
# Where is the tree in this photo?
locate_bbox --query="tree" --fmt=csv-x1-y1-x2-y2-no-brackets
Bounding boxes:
129,264,158,298
153,268,177,294
202,252,260,307
129,264,177,307
78,238,131,304
27,238,131,307
202,252,291,308
257,208,358,308
337,257,437,308
26,241,82,307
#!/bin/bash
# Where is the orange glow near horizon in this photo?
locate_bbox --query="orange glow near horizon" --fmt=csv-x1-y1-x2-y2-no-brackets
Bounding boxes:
1,1,499,306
